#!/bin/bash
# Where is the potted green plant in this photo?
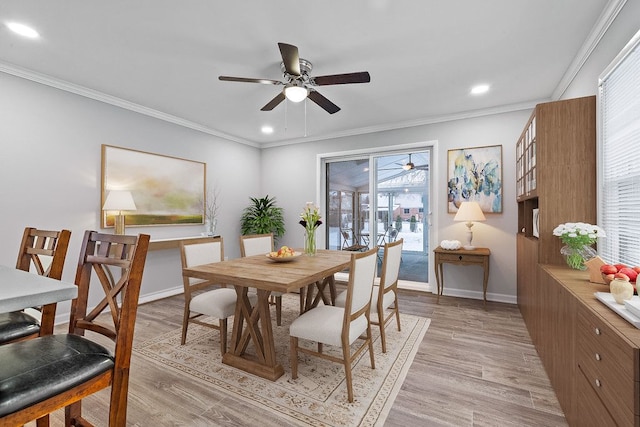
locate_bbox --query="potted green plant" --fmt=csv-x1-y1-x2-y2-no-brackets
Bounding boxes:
240,195,286,241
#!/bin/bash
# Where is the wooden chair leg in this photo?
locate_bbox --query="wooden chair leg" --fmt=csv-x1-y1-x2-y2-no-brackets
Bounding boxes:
181,306,190,345
290,336,298,379
367,325,376,370
378,309,388,353
394,296,401,331
220,318,228,355
35,414,49,427
65,401,82,426
342,346,354,403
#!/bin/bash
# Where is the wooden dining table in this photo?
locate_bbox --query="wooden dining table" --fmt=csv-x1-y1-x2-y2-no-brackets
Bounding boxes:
182,249,352,381
0,265,78,335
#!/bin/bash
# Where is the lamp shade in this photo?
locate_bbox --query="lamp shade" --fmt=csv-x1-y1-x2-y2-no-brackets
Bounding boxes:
453,201,486,222
103,190,137,211
284,85,308,103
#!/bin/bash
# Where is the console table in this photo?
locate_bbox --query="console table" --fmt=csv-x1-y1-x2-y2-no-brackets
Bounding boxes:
148,235,217,251
433,246,491,303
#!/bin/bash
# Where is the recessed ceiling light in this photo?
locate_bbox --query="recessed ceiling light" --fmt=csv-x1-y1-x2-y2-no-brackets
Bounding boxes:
261,125,274,134
470,84,490,95
6,22,40,39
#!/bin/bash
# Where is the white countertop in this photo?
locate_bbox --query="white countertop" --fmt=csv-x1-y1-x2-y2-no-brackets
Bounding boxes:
0,265,77,313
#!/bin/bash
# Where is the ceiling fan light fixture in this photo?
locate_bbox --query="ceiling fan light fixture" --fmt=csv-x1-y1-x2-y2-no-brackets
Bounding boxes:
402,162,414,171
284,84,308,103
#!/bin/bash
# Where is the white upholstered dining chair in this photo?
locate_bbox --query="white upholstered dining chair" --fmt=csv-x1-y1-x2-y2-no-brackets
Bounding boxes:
239,233,285,325
336,238,403,353
289,247,378,403
180,236,243,354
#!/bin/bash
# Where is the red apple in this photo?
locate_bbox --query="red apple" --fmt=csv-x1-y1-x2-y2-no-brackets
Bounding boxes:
600,264,618,275
615,272,630,281
615,263,627,271
619,267,638,283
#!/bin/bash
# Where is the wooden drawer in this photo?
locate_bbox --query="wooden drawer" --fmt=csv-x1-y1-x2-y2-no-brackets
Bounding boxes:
577,304,638,426
436,252,483,265
576,367,618,427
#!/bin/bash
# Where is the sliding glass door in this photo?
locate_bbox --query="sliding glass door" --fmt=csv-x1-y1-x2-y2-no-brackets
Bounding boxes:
325,149,431,285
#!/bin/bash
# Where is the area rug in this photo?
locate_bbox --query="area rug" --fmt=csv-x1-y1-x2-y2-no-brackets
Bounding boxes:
134,294,430,426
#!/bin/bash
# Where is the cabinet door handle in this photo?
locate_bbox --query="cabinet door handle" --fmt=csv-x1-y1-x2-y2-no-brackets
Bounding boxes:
595,379,602,388
594,327,601,335
458,255,463,261
595,353,601,361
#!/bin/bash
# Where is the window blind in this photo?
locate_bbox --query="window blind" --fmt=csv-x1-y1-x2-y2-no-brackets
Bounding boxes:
598,29,640,266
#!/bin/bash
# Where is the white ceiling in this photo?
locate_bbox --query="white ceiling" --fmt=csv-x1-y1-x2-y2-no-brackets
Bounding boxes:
0,1,612,146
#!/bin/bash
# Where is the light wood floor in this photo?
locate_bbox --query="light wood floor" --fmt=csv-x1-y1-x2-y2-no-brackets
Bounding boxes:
35,289,568,426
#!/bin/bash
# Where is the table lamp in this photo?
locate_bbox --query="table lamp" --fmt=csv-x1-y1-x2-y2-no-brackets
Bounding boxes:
454,201,486,250
103,190,137,235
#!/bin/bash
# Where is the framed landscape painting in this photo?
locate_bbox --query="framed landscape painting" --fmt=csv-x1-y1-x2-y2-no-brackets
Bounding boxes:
101,145,205,228
447,144,503,213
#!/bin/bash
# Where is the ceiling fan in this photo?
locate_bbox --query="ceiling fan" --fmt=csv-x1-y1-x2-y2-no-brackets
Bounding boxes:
380,154,429,171
218,42,370,114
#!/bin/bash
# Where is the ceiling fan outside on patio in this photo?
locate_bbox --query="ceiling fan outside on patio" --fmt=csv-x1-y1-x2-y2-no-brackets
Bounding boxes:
218,42,370,114
380,154,429,171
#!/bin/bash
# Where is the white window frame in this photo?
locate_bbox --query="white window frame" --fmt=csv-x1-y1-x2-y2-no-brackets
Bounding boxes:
597,29,640,266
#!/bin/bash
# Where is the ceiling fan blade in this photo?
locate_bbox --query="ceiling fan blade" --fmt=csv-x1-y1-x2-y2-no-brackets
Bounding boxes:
312,71,371,86
307,90,340,114
278,43,300,76
219,76,282,85
260,92,286,111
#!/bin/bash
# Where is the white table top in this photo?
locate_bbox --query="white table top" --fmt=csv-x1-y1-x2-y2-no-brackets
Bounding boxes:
0,265,77,313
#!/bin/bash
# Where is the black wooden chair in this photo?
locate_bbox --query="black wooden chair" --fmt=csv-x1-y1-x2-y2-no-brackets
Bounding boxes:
0,231,150,426
0,227,71,344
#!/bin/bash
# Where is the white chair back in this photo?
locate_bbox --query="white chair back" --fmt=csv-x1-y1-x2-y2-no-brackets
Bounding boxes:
240,234,273,257
182,238,223,286
380,238,403,290
346,248,378,316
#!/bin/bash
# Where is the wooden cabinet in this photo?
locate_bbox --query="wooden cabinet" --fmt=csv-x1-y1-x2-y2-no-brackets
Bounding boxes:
516,95,597,343
515,95,596,265
577,303,638,426
514,96,626,425
536,265,640,426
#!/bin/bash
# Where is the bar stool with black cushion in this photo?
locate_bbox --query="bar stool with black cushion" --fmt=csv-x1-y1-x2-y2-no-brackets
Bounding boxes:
290,247,378,403
0,227,71,345
0,230,150,426
180,236,256,354
336,238,403,353
240,233,286,325
340,229,367,252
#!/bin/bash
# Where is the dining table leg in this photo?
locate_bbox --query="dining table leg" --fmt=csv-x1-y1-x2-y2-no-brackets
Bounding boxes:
303,275,336,312
223,286,284,381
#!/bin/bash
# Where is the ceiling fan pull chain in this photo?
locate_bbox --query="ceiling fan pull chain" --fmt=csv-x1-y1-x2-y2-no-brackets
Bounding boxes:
285,98,288,132
304,98,308,137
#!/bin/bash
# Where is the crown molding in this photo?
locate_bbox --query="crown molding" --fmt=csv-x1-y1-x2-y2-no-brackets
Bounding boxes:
260,99,546,148
552,0,627,100
0,61,259,148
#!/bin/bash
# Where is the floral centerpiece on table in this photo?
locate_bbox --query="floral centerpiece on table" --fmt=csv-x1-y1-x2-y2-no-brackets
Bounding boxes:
552,222,606,270
299,202,322,255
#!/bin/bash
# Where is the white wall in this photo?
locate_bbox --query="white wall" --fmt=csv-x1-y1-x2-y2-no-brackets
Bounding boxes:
0,71,261,320
261,110,530,303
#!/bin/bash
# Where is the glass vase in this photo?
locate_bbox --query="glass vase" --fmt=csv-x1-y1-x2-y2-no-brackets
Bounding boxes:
304,228,317,256
560,244,597,270
204,218,217,236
